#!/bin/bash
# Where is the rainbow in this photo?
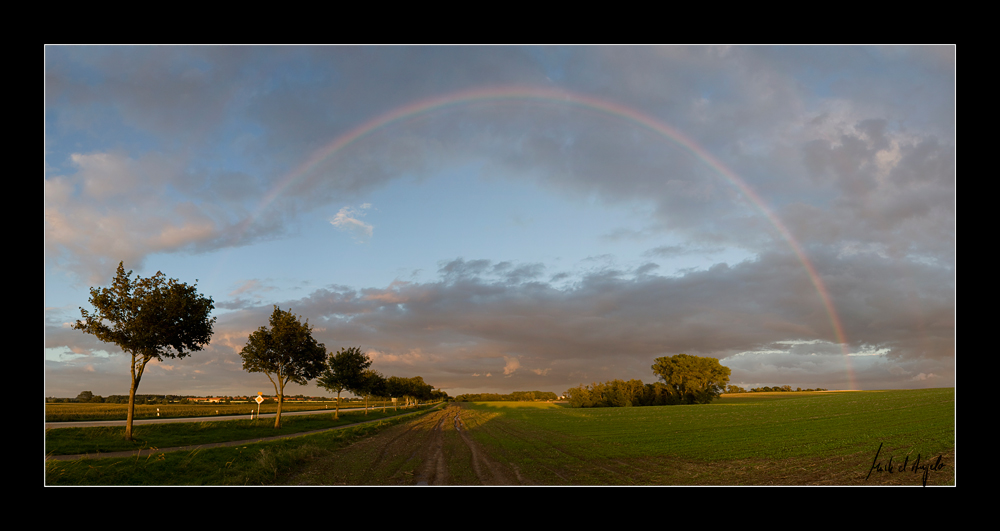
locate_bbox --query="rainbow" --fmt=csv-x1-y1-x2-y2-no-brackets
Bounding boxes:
250,85,856,389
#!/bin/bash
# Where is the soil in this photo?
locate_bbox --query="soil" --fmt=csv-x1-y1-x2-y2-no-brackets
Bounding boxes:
284,403,523,485
281,403,955,486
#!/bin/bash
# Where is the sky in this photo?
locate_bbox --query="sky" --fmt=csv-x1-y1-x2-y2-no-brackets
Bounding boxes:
44,46,955,399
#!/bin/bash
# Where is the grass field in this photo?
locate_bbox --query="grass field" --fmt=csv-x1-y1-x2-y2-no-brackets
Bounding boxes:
456,388,955,485
44,389,955,486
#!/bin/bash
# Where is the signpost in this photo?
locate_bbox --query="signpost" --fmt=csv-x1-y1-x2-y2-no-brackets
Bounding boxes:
254,392,264,419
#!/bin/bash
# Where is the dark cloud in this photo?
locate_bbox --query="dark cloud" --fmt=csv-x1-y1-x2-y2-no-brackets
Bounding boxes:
170,250,948,394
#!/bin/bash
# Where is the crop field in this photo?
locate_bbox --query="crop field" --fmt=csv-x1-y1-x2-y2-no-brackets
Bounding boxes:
284,388,955,486
452,388,955,485
45,388,954,486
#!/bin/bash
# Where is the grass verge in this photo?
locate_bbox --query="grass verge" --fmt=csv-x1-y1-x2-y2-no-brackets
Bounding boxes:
45,407,439,486
46,406,432,456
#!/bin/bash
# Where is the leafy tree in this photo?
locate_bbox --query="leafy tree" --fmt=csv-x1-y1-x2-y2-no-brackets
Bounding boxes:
76,391,94,403
566,384,598,408
431,389,450,401
356,369,386,415
74,262,216,440
651,354,731,404
566,379,649,408
385,375,431,408
317,346,371,419
239,306,326,428
407,376,433,402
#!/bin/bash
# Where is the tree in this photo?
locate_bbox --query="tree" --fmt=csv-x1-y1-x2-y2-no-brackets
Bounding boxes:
385,376,405,409
651,354,731,404
387,375,433,407
385,376,423,408
356,369,386,415
76,391,94,403
316,346,371,419
432,389,450,401
409,376,432,403
73,262,216,440
239,306,326,428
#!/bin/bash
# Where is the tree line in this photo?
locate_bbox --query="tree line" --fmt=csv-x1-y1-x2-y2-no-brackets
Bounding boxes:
453,390,558,402
724,385,828,393
242,314,446,426
71,263,443,440
567,354,731,408
49,392,192,404
47,392,168,404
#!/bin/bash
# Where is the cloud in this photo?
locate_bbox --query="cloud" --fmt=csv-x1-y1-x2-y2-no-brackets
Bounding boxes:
503,356,520,376
43,151,263,283
229,279,271,298
330,204,374,241
261,248,952,393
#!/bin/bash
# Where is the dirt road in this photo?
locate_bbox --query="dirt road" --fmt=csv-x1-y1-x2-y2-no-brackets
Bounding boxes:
285,403,524,485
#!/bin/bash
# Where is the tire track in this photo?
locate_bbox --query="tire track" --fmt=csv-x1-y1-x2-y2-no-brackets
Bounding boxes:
284,404,524,485
283,406,450,485
452,405,522,485
358,419,427,484
413,409,449,485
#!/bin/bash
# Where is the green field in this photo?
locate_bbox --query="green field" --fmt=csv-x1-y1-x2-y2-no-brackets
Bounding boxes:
456,389,954,485
44,389,955,486
470,389,954,460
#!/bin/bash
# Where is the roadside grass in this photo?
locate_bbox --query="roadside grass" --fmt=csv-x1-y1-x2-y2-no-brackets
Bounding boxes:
45,406,433,456
45,406,438,485
47,419,398,485
462,388,955,485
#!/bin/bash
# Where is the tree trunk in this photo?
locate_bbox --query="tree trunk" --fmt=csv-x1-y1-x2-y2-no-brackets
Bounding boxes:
126,379,137,440
125,354,144,441
274,388,284,429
